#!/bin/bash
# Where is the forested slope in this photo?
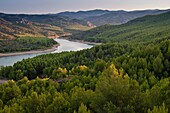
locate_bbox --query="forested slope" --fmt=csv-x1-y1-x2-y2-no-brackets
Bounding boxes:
0,37,57,53
0,38,169,113
0,12,95,53
0,17,58,53
67,11,170,43
59,9,169,26
0,11,170,113
84,9,169,26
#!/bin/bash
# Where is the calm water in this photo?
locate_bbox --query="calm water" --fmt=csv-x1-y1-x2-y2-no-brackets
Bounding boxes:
0,38,93,66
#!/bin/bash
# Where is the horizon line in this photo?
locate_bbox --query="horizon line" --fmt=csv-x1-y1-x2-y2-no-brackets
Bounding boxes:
0,7,169,15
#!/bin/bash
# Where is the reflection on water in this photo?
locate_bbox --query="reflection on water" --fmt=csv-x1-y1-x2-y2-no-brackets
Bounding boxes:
0,39,93,66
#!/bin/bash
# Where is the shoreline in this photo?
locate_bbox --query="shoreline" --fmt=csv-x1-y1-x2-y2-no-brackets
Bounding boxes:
0,44,60,57
59,37,102,45
0,37,100,57
72,39,102,45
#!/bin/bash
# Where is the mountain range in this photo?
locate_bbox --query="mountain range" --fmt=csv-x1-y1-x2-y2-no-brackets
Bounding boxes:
67,11,170,43
58,9,170,26
1,8,170,113
0,13,94,40
0,8,170,40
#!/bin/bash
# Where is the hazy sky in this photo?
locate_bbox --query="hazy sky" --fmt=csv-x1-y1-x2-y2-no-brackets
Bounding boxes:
0,0,170,14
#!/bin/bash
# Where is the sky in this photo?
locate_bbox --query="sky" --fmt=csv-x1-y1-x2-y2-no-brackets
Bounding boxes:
0,0,170,14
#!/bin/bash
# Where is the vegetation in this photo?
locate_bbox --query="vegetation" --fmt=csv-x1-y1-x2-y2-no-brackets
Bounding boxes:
67,11,170,43
0,11,170,113
0,13,93,39
84,9,168,26
0,37,57,53
0,18,42,40
0,38,169,112
58,9,110,20
58,9,169,26
0,12,94,52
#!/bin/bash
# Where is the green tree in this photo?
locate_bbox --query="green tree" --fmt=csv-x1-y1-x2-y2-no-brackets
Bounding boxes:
46,92,70,113
148,103,168,113
94,64,141,113
153,56,163,75
77,103,91,113
94,60,106,73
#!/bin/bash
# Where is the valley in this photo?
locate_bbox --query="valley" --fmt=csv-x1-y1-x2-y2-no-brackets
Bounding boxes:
0,8,170,113
58,9,169,26
66,11,170,43
0,38,93,66
0,12,95,55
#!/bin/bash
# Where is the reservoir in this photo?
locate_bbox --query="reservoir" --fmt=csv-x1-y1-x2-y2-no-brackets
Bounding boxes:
0,38,93,66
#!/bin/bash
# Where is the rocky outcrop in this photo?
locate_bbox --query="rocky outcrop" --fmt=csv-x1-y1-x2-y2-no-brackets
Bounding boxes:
87,21,96,28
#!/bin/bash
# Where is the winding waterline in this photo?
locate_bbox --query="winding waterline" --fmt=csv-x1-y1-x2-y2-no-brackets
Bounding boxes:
0,38,93,66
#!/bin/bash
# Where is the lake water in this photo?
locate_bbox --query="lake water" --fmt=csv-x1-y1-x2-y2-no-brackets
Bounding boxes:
0,38,93,66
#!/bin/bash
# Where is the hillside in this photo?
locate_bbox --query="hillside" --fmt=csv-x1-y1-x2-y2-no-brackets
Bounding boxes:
0,12,96,53
0,9,170,113
0,15,61,52
58,9,111,19
84,9,169,26
67,11,170,43
0,18,43,40
20,14,94,32
0,17,64,40
0,32,170,113
0,13,94,40
59,9,169,26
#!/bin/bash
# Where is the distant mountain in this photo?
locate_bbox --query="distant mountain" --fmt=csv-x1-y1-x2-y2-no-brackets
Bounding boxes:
57,9,111,19
84,9,169,26
58,9,170,26
0,13,94,40
0,18,43,40
1,9,169,40
67,11,170,43
0,17,59,53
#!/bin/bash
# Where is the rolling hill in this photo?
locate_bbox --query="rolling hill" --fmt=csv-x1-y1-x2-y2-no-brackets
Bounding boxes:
59,9,169,26
0,9,170,113
0,17,67,40
0,17,59,53
0,13,94,40
0,18,44,40
57,9,111,19
67,11,170,43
